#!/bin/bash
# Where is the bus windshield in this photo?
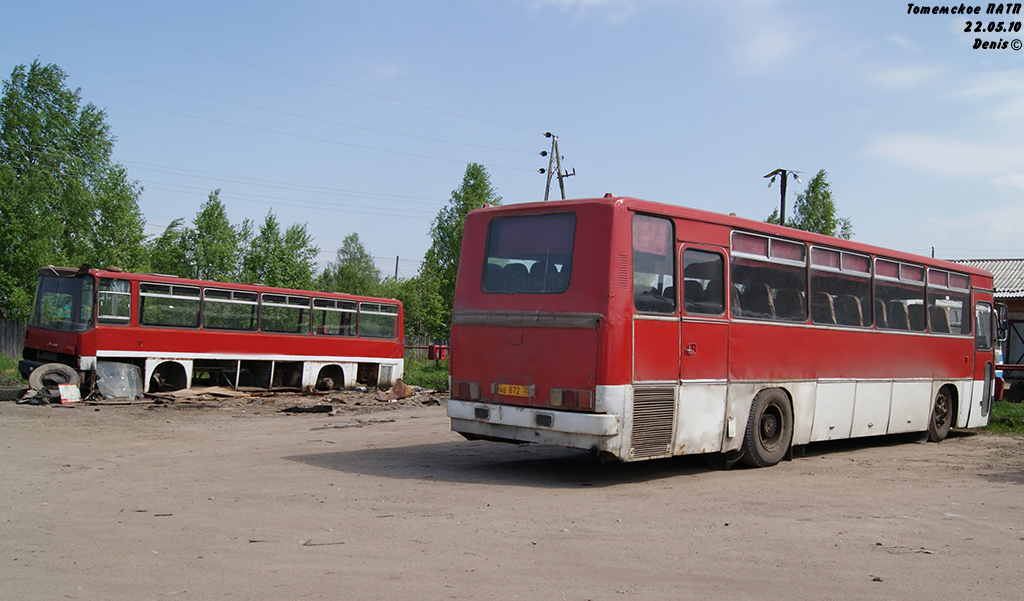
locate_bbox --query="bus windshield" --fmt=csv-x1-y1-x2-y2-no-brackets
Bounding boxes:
30,274,94,332
481,212,575,294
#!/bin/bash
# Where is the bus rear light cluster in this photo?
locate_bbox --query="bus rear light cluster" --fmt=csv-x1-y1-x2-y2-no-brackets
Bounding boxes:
550,388,594,410
452,381,481,401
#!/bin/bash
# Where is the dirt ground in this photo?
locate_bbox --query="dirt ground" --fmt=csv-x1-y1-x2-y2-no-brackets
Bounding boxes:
2,392,1024,601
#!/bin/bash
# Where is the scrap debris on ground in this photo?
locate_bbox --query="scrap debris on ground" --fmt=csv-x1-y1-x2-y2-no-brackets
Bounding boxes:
5,377,445,414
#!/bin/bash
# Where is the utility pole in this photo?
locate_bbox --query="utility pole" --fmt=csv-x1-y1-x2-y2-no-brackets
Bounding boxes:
540,132,575,201
395,256,399,280
763,169,802,225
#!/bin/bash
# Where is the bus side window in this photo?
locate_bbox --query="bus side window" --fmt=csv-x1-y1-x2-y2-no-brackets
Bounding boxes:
632,214,676,314
98,278,132,325
682,249,725,316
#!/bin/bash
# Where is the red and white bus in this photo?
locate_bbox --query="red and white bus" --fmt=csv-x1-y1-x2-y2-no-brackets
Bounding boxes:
447,196,1001,466
19,266,403,395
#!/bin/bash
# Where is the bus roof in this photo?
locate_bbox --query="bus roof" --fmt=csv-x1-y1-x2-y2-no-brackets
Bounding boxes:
37,265,402,306
469,196,994,283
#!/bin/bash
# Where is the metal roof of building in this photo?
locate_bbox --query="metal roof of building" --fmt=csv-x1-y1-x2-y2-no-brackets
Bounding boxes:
953,259,1024,298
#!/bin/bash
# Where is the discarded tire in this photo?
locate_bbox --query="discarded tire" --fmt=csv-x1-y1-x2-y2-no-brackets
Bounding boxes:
27,363,80,391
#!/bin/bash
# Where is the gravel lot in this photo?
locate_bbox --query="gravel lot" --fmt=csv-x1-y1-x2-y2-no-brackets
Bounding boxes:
2,394,1023,601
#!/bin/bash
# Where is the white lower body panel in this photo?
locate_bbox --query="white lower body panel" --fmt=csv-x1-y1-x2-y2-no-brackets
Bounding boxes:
450,377,981,462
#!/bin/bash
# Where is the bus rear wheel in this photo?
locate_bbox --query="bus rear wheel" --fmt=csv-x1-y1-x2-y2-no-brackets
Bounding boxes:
740,389,793,468
927,387,953,442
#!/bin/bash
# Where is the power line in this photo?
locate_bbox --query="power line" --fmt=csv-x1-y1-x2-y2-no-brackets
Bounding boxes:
123,161,448,206
89,94,538,173
0,140,453,207
0,45,537,156
0,1,540,134
141,182,436,220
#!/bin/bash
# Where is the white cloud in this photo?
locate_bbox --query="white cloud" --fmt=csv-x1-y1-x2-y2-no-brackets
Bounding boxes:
371,61,408,81
870,134,1024,177
885,33,922,52
679,0,807,72
864,63,947,88
521,0,642,22
991,172,1024,191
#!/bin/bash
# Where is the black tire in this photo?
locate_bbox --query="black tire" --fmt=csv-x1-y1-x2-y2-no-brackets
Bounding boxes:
927,387,953,442
740,389,793,468
28,363,80,391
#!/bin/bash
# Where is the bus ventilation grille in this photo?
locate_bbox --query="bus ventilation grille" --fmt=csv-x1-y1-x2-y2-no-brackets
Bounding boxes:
630,385,675,460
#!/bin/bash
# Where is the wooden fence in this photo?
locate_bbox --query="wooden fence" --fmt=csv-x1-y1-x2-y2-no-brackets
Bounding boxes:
404,336,449,361
0,319,25,359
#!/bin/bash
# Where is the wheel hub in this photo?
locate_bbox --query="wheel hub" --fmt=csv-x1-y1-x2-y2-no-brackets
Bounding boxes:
761,413,779,440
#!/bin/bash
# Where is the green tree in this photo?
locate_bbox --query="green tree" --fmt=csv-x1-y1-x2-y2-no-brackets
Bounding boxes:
240,210,319,289
147,217,190,277
422,163,501,329
317,233,381,296
766,169,853,239
0,61,146,319
186,189,244,281
377,274,446,339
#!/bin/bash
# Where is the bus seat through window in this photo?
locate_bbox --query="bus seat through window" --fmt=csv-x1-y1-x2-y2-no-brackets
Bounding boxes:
503,263,529,292
774,288,805,321
908,304,926,331
485,264,503,292
930,305,951,333
812,292,836,325
740,283,775,319
874,299,888,329
834,295,864,327
528,261,560,292
682,280,703,306
888,302,910,330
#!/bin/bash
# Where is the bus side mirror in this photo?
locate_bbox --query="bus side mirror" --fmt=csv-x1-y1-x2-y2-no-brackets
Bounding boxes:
997,304,1009,342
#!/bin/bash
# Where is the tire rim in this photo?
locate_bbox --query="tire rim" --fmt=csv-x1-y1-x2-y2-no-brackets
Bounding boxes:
760,405,783,449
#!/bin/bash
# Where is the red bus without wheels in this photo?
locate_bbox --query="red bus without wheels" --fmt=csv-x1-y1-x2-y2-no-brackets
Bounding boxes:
20,266,403,395
447,196,1000,465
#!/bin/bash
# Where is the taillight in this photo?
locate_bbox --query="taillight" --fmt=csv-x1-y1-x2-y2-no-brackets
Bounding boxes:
550,388,593,410
451,381,481,400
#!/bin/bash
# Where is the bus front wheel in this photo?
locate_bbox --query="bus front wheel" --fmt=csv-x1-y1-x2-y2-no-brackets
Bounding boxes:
927,387,953,442
740,389,793,468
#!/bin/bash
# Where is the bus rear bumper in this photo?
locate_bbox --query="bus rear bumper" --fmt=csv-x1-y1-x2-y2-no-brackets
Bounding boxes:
447,399,621,453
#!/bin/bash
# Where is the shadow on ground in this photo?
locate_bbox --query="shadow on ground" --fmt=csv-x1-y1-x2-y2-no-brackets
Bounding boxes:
285,430,976,488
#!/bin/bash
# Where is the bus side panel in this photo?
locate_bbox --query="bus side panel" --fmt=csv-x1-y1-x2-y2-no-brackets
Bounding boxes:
633,318,678,382
729,324,973,381
92,327,403,361
809,381,856,441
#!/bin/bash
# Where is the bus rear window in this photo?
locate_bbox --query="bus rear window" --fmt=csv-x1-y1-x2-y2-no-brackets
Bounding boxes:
482,213,575,294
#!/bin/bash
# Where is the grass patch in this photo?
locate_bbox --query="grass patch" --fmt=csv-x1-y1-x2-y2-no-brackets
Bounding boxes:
403,356,448,391
981,400,1024,434
0,354,22,386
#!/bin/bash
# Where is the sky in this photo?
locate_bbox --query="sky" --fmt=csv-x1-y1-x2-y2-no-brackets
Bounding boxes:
2,0,1024,277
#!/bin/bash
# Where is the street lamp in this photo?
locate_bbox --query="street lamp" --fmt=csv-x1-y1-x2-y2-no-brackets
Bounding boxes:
763,169,802,225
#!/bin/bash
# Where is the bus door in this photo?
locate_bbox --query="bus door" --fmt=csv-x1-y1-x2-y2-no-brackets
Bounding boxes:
631,214,680,383
969,291,996,427
676,245,730,454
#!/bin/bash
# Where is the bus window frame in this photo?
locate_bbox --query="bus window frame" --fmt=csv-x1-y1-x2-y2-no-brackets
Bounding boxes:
97,277,132,326
632,213,677,315
681,246,727,317
139,282,202,329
